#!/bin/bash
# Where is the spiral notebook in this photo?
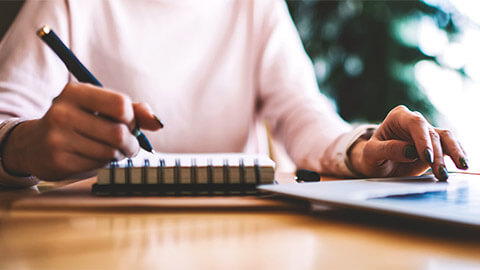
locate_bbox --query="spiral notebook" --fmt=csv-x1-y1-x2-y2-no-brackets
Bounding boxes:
92,152,276,196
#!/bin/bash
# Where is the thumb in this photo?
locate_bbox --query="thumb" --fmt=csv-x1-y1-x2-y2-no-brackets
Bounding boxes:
363,139,419,165
132,103,164,131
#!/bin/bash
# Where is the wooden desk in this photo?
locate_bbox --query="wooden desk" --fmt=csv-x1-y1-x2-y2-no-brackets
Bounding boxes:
1,175,480,270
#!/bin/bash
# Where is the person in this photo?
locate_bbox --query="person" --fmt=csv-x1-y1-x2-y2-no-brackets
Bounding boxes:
0,0,468,187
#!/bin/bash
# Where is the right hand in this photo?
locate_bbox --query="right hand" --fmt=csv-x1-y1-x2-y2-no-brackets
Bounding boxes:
1,82,162,181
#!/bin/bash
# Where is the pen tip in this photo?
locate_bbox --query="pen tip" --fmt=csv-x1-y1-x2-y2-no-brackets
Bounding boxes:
136,131,154,153
37,25,51,37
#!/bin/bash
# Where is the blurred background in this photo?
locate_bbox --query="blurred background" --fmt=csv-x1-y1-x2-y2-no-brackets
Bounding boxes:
0,0,479,170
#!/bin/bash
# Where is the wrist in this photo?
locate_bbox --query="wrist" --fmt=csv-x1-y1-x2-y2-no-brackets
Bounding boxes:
1,120,35,176
338,125,376,177
347,138,368,177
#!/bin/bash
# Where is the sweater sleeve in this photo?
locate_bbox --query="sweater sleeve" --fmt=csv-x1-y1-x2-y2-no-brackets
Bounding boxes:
0,0,70,187
256,0,376,177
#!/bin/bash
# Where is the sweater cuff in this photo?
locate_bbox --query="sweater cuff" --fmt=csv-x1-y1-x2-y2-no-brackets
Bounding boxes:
0,119,40,188
333,124,378,177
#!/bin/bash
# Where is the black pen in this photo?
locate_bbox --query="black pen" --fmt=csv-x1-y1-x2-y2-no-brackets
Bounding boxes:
36,24,154,153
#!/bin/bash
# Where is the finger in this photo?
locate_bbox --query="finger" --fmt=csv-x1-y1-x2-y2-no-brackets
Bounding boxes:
84,122,139,157
67,130,125,162
133,102,164,130
458,142,469,169
402,111,434,164
54,105,139,157
429,128,448,181
59,82,135,124
437,128,469,170
458,141,467,156
363,139,418,165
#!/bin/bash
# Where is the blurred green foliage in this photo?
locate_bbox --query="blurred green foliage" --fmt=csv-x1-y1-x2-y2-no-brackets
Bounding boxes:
287,0,459,123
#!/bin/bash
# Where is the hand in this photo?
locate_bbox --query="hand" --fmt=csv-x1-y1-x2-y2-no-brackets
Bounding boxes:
348,105,468,181
1,82,163,181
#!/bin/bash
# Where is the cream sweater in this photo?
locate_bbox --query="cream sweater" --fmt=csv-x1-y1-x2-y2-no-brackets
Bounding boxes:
0,0,372,187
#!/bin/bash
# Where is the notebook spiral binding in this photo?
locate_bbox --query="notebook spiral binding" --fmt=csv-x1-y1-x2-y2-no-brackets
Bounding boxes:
92,157,265,196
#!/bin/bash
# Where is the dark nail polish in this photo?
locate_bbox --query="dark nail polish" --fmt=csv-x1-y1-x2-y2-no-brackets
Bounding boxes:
153,115,164,128
403,145,418,160
438,165,449,181
459,157,469,169
423,149,433,164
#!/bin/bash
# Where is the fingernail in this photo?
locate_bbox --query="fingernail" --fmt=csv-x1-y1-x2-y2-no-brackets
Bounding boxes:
438,165,449,181
423,149,433,164
459,157,469,169
153,115,164,128
403,145,418,160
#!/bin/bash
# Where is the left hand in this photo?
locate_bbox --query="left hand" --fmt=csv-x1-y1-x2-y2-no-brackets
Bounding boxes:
348,105,468,181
